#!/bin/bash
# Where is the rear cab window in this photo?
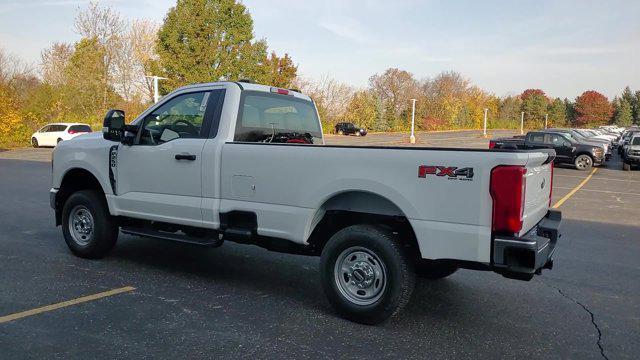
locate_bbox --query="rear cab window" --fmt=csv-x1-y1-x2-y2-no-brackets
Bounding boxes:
527,133,545,143
234,91,322,144
69,125,92,133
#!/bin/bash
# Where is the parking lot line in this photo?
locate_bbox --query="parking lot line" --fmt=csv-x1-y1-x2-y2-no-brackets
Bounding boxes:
552,168,598,209
0,286,135,324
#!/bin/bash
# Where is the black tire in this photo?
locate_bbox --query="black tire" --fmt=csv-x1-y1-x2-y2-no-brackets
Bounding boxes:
31,138,38,148
623,162,631,171
320,224,415,325
337,130,344,135
574,154,593,171
62,190,118,259
415,260,458,279
57,138,63,144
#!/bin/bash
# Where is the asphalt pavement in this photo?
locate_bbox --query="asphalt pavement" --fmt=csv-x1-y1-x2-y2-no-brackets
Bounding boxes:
1,132,638,359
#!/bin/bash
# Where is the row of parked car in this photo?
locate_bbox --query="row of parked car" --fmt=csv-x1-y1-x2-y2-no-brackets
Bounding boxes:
490,125,637,171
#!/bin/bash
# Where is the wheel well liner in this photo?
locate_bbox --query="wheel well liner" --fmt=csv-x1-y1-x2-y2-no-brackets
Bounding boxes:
306,191,420,257
54,168,106,225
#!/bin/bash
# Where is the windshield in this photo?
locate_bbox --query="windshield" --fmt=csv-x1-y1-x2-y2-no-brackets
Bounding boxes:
234,92,322,144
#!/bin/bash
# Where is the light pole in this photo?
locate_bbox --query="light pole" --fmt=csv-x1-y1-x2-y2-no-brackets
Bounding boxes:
520,111,525,135
145,75,168,103
410,99,417,144
483,108,488,137
545,113,548,129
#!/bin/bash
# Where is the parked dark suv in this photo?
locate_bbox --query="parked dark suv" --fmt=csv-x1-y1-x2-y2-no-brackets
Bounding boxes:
335,122,367,136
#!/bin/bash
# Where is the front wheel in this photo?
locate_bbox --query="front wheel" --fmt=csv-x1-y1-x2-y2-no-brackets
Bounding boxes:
623,162,631,171
320,225,415,325
31,138,38,148
62,190,118,259
337,130,344,135
574,154,593,171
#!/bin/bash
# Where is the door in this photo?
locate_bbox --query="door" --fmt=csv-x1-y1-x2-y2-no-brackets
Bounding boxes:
546,133,573,163
36,125,51,145
48,125,64,146
114,90,222,227
524,132,547,150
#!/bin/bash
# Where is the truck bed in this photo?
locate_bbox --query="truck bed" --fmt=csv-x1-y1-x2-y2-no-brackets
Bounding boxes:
218,142,554,264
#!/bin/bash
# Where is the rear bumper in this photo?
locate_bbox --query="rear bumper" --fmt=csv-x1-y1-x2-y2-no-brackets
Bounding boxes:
492,210,561,280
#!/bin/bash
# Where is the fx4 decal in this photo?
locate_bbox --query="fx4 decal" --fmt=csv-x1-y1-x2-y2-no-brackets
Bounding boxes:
418,166,474,181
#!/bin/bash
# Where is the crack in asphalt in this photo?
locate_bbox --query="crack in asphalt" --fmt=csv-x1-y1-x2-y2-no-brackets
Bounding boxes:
546,283,609,360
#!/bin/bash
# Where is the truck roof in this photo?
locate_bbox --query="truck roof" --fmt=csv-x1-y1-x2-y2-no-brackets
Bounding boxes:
176,81,313,102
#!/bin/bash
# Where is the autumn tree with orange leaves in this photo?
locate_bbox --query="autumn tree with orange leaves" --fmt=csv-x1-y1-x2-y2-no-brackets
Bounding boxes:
574,91,613,127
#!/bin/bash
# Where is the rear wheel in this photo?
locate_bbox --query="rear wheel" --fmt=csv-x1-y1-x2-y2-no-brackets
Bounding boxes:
31,138,38,148
320,225,415,325
415,260,458,279
623,162,631,171
57,138,63,144
62,190,118,259
574,154,593,171
337,130,344,135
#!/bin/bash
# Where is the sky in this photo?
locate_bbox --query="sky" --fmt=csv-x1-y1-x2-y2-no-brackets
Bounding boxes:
0,0,638,99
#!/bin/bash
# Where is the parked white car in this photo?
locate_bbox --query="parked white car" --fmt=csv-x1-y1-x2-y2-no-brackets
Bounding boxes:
50,81,560,324
31,123,92,147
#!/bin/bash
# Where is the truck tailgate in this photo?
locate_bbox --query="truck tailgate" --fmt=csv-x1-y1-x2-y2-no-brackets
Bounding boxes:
521,153,553,236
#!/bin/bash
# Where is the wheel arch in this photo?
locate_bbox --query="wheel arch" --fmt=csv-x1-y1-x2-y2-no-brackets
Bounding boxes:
305,190,420,257
54,168,108,225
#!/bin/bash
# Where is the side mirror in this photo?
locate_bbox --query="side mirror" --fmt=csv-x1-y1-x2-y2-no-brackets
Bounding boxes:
103,109,125,142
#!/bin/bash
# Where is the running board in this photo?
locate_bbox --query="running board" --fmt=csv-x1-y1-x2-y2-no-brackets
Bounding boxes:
121,227,223,247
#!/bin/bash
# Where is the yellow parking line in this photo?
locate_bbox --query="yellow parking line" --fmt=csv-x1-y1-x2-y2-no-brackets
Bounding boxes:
0,286,135,324
552,168,598,209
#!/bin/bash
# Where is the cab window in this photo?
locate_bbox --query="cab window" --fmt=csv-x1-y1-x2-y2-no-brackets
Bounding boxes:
547,134,567,146
139,91,210,145
529,133,545,143
234,92,322,144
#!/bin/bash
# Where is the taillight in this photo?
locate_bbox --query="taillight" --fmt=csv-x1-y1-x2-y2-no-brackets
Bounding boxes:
549,162,554,207
270,87,291,96
488,140,496,149
490,165,527,235
68,130,78,134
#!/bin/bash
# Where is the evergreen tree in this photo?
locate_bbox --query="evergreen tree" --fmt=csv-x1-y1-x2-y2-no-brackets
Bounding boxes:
614,99,633,126
156,0,269,90
547,98,567,127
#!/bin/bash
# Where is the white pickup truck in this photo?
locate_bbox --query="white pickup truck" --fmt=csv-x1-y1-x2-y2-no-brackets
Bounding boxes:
50,81,561,324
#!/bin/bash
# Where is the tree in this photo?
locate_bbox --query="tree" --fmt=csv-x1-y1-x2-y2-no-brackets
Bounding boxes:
41,43,74,86
74,1,125,111
261,51,297,88
614,98,633,126
547,98,568,127
634,90,640,123
369,68,417,121
498,96,523,123
520,89,548,128
156,0,269,90
0,84,24,146
63,38,116,118
564,98,576,125
293,75,353,131
344,90,378,131
574,91,613,127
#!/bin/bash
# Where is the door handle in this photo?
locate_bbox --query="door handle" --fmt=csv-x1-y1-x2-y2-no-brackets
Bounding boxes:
175,153,196,161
